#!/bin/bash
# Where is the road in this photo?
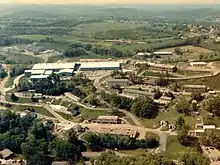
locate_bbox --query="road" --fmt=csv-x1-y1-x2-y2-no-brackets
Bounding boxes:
43,104,68,123
4,74,24,93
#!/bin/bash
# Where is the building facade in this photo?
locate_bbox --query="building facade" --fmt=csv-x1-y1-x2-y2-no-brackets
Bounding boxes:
96,116,119,124
122,88,155,99
183,85,208,93
107,79,130,89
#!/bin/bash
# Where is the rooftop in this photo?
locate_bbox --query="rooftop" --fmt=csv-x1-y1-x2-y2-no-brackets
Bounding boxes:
80,62,120,69
0,149,13,158
97,116,119,120
30,75,49,79
107,79,130,83
123,88,155,97
32,63,75,70
203,125,216,129
183,85,207,88
58,69,74,74
149,63,176,69
44,70,53,75
31,69,45,75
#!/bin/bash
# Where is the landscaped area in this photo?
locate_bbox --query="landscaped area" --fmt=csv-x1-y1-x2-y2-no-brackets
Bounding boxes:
140,104,198,129
10,105,55,117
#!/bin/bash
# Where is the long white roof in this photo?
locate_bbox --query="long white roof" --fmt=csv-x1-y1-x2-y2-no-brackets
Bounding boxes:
32,63,75,70
80,62,120,69
30,75,49,79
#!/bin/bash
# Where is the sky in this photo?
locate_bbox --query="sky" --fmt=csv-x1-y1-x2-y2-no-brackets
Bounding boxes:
0,0,219,4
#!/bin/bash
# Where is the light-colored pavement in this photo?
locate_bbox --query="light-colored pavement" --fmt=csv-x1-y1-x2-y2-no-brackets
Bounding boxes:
4,74,24,93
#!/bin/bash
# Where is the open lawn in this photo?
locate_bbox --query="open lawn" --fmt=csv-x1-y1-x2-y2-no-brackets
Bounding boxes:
141,104,198,129
10,105,55,117
165,136,196,159
174,73,220,90
80,108,112,120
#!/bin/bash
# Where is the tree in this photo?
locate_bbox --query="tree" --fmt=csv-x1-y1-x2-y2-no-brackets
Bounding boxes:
11,93,19,102
200,130,220,150
87,95,98,106
176,99,192,115
0,68,7,78
176,116,185,129
177,126,190,145
174,47,182,55
206,96,220,116
131,97,158,119
94,152,175,165
181,152,210,165
191,92,203,102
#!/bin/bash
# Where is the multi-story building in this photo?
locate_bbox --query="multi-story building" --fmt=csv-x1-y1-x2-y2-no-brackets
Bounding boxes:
182,85,208,93
149,63,177,72
107,79,130,89
96,116,119,124
122,88,155,99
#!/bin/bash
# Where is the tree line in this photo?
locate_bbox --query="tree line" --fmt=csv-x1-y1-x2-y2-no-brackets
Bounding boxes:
101,92,159,119
83,133,159,151
93,151,210,165
0,111,85,165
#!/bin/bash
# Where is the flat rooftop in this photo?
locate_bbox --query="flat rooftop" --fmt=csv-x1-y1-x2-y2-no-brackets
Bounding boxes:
97,116,119,120
32,63,75,70
107,79,130,82
123,88,155,96
183,85,207,88
30,75,49,79
80,62,120,69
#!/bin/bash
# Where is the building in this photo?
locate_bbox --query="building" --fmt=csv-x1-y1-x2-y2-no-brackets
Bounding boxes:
30,75,49,82
79,62,121,71
122,88,155,99
25,62,121,80
64,92,81,102
190,62,207,67
154,52,173,56
49,104,71,115
149,63,177,72
0,149,14,160
96,116,119,124
183,85,208,93
52,162,67,165
107,79,130,89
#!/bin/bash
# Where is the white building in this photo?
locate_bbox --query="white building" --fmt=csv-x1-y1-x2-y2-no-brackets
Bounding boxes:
190,62,207,67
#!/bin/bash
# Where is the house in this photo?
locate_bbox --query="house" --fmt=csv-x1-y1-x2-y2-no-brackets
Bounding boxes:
0,149,14,160
64,92,81,102
107,79,130,89
96,116,119,124
122,88,155,99
182,85,208,93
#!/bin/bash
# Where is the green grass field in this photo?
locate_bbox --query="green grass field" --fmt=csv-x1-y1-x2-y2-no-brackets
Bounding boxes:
10,105,54,117
141,104,198,129
165,136,196,159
